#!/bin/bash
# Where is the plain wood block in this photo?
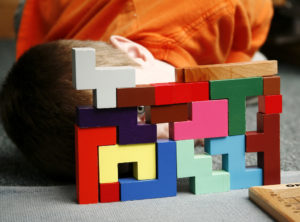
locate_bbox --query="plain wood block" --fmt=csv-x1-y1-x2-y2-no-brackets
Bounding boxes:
205,135,263,190
182,60,277,82
99,182,120,203
175,68,184,82
117,85,155,107
210,77,263,135
76,106,156,144
246,113,281,185
75,125,117,204
119,140,177,201
98,143,156,183
176,140,230,194
72,48,135,108
258,95,282,114
145,103,189,124
263,76,280,95
169,100,228,140
152,82,209,105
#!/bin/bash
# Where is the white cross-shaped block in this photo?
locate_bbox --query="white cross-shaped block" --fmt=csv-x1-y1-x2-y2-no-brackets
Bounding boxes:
72,48,136,109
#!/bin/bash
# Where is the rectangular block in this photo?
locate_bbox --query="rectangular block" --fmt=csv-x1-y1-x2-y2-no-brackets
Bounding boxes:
99,182,120,203
170,100,228,140
178,60,277,82
75,125,117,204
98,143,156,183
263,76,280,95
258,95,282,114
210,77,263,135
119,140,177,201
152,82,209,105
117,85,155,107
145,103,189,124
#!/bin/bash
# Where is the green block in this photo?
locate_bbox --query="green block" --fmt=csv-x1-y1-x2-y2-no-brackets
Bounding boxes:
210,77,263,135
190,171,230,194
176,140,230,194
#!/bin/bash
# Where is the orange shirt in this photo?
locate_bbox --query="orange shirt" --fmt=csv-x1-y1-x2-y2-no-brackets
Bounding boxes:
17,0,273,67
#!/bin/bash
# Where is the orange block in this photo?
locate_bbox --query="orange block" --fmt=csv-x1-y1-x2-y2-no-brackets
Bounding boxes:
75,125,117,204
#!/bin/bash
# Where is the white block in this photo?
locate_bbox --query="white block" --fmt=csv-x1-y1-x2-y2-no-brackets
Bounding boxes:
72,48,136,109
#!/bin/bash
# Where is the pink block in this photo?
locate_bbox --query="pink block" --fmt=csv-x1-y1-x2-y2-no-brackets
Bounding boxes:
169,100,228,140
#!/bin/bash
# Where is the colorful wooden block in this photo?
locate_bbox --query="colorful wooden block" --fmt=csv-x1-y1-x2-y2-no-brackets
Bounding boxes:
72,48,135,108
119,140,177,201
76,106,156,144
176,140,230,194
258,95,282,114
205,135,263,189
99,182,120,203
98,143,156,183
169,100,228,140
117,85,155,107
210,77,263,135
152,82,209,105
118,124,157,145
75,125,117,204
145,103,189,124
176,61,277,82
246,113,281,185
263,76,280,95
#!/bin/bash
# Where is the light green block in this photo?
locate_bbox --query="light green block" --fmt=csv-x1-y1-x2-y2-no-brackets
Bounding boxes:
176,140,230,194
190,171,230,194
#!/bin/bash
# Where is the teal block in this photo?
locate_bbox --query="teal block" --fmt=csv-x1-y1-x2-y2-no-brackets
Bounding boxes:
210,77,263,135
176,140,230,194
205,135,263,190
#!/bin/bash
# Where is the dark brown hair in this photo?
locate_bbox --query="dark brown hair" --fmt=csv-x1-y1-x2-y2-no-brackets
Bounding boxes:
0,40,137,180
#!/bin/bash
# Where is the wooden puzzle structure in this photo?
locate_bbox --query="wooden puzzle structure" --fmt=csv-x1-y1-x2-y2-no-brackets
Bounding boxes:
73,48,282,204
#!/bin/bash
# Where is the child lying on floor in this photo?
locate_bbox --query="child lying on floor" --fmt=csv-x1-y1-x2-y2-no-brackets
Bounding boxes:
0,0,273,180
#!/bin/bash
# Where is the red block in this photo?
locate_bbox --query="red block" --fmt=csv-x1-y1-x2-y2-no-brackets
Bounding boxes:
100,182,120,203
246,113,280,185
151,82,209,105
75,125,117,204
258,95,282,114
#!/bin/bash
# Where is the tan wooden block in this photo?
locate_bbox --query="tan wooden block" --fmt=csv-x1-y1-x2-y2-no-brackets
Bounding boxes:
180,60,278,82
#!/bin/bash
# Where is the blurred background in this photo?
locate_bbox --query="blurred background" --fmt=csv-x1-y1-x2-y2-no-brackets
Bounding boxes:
0,0,299,185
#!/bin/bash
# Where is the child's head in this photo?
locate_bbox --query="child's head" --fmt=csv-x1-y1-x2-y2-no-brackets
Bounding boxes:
0,40,137,180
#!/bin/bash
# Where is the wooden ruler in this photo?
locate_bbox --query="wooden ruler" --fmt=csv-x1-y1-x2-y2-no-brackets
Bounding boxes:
249,183,300,222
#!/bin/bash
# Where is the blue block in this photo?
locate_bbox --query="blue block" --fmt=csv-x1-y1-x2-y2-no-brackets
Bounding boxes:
205,135,262,189
119,140,177,201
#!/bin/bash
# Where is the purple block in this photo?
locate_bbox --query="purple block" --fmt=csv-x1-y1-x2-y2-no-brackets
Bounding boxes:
76,106,136,128
76,106,157,144
119,124,157,145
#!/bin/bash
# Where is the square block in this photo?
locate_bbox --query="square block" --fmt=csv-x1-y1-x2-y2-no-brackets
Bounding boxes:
263,76,280,95
258,95,282,114
99,182,120,203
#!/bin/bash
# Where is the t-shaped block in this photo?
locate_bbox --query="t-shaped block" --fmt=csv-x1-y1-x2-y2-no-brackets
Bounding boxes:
72,48,135,108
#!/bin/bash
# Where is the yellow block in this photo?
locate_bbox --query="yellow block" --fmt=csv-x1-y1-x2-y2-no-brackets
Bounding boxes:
98,143,156,183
